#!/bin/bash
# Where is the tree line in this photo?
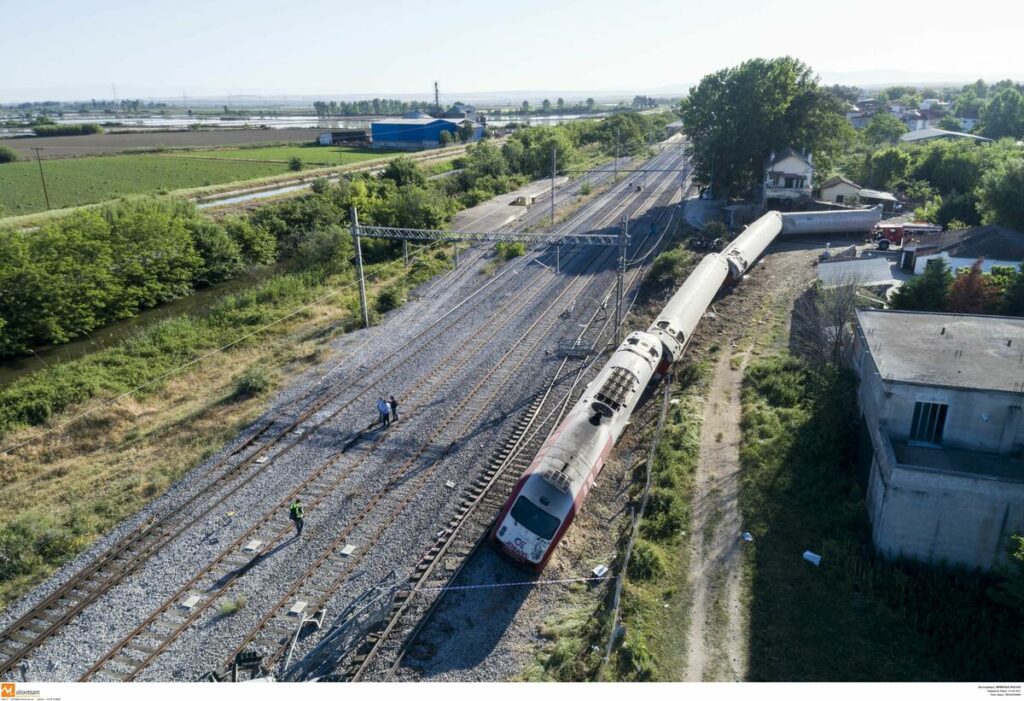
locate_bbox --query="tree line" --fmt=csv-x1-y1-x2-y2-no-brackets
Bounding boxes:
312,99,437,117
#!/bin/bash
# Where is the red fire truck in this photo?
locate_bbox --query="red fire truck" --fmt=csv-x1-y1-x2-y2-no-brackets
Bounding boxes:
871,222,942,249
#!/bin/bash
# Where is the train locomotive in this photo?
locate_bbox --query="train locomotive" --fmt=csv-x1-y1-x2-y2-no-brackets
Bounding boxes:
491,211,784,570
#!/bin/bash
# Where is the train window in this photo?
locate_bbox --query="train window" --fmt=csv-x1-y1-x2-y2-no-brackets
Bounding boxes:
648,347,659,358
627,337,639,345
510,496,560,540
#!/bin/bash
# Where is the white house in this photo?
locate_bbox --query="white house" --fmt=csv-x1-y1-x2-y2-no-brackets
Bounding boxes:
762,147,813,207
820,175,862,204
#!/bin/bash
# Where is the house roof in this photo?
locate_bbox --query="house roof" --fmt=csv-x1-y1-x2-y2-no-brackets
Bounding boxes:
765,146,810,168
858,188,898,202
948,224,1024,262
856,309,1024,393
820,175,861,190
899,128,992,143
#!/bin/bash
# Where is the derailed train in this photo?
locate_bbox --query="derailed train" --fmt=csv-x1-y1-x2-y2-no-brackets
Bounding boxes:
491,211,785,569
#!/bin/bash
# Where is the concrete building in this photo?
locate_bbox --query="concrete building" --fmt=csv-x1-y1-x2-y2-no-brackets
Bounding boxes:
820,175,862,204
853,310,1024,570
911,251,1022,276
762,147,813,209
370,117,482,150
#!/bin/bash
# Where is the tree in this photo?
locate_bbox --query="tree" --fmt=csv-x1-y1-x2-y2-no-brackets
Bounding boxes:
541,99,552,113
187,220,244,287
586,97,596,111
0,146,17,163
891,257,953,311
288,156,303,171
556,97,565,111
381,157,426,187
438,129,455,147
864,113,908,144
223,216,276,264
953,92,983,119
980,88,1024,139
978,158,1024,231
678,57,852,199
947,259,1000,314
521,100,530,113
791,278,862,365
457,121,476,143
937,115,963,131
1002,265,1024,316
864,147,911,189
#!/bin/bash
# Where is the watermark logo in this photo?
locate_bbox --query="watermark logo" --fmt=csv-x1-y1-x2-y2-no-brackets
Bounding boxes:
1,683,15,698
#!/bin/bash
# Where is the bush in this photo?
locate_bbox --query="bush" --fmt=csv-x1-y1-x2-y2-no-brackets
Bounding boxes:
31,123,103,136
495,241,526,261
375,285,404,313
579,182,592,196
217,595,247,616
233,367,271,399
627,539,666,581
288,156,303,172
0,146,17,163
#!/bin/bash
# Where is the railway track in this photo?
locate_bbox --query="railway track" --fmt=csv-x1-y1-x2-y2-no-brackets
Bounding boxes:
0,150,655,679
71,145,686,682
335,161,687,682
0,143,655,679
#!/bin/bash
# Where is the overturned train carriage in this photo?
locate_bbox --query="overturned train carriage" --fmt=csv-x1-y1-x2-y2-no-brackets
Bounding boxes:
491,211,784,570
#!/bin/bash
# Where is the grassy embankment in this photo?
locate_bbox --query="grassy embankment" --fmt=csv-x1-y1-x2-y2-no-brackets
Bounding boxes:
0,248,451,609
739,354,1024,681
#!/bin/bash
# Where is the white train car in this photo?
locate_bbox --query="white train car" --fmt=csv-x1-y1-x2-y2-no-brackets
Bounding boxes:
491,331,661,569
491,212,784,570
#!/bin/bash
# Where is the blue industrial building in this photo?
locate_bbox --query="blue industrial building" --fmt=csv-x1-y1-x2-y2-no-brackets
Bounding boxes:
371,117,483,150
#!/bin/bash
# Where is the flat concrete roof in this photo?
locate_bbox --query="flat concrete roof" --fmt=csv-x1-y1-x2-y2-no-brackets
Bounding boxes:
857,309,1024,393
450,176,568,233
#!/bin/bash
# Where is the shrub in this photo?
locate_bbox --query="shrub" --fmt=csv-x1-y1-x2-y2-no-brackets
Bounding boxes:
31,123,103,136
495,241,526,261
0,146,17,163
375,285,404,313
627,539,665,581
579,182,592,196
288,156,303,172
217,595,247,616
233,367,271,399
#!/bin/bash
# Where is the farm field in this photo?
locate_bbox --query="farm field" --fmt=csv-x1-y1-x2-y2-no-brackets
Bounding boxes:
176,144,387,165
0,155,287,215
0,128,324,158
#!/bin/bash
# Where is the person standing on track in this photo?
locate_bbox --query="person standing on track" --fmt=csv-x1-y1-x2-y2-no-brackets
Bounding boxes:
289,498,304,538
389,395,399,424
377,397,391,428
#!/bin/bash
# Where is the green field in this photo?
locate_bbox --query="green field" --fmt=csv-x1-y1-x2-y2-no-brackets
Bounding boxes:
0,155,287,215
176,144,389,166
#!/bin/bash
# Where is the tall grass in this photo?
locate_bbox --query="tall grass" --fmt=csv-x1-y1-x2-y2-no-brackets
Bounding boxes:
740,355,1024,681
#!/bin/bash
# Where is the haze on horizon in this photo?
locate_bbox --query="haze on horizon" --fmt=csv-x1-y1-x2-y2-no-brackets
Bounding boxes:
4,0,1023,102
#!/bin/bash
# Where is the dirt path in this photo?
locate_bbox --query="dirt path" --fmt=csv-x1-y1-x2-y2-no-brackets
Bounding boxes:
684,346,748,681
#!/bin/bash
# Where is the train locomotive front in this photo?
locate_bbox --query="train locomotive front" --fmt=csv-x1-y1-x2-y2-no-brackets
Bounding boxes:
490,331,662,570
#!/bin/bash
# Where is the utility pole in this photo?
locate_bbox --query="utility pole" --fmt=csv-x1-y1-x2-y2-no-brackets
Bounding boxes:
434,81,440,115
350,208,369,328
550,144,556,228
614,128,619,181
32,148,50,210
615,214,629,346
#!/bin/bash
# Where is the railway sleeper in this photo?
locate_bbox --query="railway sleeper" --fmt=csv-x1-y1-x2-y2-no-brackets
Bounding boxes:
8,632,36,645
109,654,142,670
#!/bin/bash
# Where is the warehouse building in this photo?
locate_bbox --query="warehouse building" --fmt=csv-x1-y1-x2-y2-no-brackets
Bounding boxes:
852,310,1024,570
370,117,482,150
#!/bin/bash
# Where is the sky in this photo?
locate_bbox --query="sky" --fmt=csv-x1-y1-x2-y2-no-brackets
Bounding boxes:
3,0,1023,102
